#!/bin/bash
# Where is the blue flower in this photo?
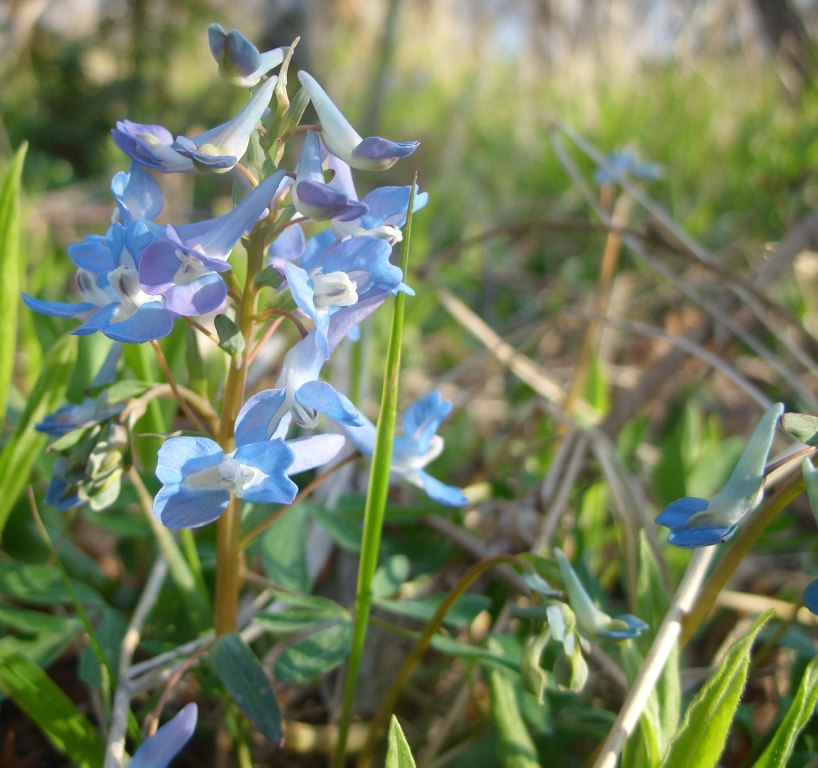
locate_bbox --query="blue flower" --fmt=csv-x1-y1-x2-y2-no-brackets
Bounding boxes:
341,391,468,506
291,131,369,222
113,76,276,174
153,398,347,528
171,76,277,173
138,170,286,316
594,150,663,186
153,436,297,528
70,223,176,343
111,163,164,226
208,24,287,87
261,331,363,431
128,703,197,768
554,549,648,642
111,121,194,174
286,235,404,359
298,71,418,171
656,402,784,547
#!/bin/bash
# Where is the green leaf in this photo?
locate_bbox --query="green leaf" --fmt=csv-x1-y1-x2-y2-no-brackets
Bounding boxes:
211,633,284,746
275,622,352,681
214,313,245,357
660,610,773,768
780,412,818,446
309,501,363,552
86,378,153,401
0,604,80,636
386,716,417,768
0,561,104,607
487,638,540,768
260,503,310,591
0,335,78,536
0,645,106,767
0,143,27,423
752,656,818,768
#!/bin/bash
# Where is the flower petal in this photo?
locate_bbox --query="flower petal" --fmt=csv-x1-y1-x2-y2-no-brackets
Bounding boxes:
129,703,197,768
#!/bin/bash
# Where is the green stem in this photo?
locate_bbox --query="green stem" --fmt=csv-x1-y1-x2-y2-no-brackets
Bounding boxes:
357,554,524,768
332,182,417,768
214,229,264,636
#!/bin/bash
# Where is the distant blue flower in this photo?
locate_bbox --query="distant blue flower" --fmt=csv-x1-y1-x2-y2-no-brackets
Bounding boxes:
656,402,784,547
138,170,286,315
128,703,197,768
208,23,287,87
341,391,468,506
554,549,648,642
298,71,419,171
291,131,368,222
594,150,663,186
286,235,404,358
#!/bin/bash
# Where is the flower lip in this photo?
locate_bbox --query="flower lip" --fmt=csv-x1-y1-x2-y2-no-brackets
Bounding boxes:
208,23,287,87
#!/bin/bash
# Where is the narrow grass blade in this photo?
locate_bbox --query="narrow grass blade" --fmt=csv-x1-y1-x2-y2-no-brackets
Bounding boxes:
0,646,106,767
0,334,77,537
487,638,540,768
386,716,417,768
752,655,818,768
0,143,27,423
660,611,773,768
333,181,417,768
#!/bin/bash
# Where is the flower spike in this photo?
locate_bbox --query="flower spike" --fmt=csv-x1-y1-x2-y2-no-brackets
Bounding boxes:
298,70,418,171
656,402,784,547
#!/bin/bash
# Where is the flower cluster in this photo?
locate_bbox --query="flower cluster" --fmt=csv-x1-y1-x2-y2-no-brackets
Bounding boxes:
25,24,466,527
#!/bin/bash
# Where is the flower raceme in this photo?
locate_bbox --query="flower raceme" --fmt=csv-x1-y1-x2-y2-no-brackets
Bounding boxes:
655,402,784,547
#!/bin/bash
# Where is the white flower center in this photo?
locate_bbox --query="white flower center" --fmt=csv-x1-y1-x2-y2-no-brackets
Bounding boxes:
181,455,262,498
108,265,156,323
173,248,211,286
310,268,358,310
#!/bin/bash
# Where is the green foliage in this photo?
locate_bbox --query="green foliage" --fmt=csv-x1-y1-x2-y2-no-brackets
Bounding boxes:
0,143,27,424
211,633,284,746
386,716,417,768
660,611,773,768
487,638,540,768
0,645,106,767
752,656,818,768
0,334,77,537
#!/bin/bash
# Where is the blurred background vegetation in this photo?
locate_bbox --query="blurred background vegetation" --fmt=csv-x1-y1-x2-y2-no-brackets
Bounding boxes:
6,0,818,765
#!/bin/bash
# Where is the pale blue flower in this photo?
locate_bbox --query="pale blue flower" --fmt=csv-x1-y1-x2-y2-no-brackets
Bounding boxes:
656,402,784,547
554,549,648,642
341,391,468,506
